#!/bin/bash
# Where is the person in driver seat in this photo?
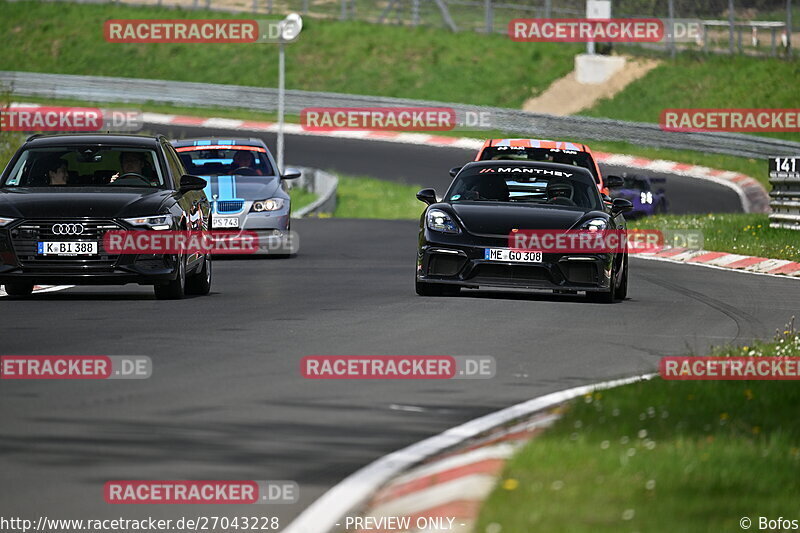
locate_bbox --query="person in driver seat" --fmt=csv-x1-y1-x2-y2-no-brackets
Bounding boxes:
28,155,69,186
546,179,576,206
229,151,263,175
111,152,155,185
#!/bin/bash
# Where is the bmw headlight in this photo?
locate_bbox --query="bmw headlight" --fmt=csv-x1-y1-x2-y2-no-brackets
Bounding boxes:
251,198,285,212
426,208,459,234
123,214,173,230
0,217,16,227
581,218,608,232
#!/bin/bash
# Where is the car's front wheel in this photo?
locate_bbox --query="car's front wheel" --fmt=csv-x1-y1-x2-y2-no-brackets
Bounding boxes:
3,282,34,298
154,256,186,300
185,254,212,295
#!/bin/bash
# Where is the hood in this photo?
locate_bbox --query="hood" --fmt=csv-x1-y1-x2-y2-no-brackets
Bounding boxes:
0,188,173,219
201,175,281,201
448,202,603,235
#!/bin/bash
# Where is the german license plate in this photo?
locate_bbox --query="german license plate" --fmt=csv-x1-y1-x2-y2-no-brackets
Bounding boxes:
38,241,98,256
484,248,542,262
212,217,240,229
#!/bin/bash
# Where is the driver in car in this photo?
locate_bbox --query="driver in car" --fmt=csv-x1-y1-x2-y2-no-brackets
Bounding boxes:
229,151,263,175
111,152,155,185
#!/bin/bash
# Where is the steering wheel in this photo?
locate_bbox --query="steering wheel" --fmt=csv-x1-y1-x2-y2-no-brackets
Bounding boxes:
231,166,258,176
110,173,150,186
547,197,577,207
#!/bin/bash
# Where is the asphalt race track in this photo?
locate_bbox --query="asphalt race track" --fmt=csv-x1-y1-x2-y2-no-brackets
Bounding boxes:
0,130,790,528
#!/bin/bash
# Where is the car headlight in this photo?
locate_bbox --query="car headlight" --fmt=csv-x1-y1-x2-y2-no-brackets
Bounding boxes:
251,198,285,212
581,218,608,232
0,217,16,227
123,214,173,230
426,208,460,234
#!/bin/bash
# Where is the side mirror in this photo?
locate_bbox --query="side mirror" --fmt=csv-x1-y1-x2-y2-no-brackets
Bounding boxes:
611,198,633,215
605,175,624,189
179,174,207,192
416,188,437,205
281,167,302,180
449,166,462,178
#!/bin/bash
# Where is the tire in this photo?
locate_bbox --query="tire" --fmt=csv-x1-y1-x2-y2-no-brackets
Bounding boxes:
154,256,186,300
586,263,616,303
3,282,34,298
614,254,628,300
185,254,212,296
415,280,460,297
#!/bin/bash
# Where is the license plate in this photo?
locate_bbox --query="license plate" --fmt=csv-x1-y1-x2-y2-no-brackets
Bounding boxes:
484,248,542,262
212,217,240,229
38,241,98,256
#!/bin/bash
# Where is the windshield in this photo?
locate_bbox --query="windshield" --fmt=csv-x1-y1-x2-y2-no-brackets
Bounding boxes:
446,166,603,211
176,146,274,176
1,147,165,188
479,146,599,184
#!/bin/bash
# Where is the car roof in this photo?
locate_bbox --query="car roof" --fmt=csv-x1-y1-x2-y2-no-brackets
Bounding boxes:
483,138,590,152
24,133,163,148
170,138,266,148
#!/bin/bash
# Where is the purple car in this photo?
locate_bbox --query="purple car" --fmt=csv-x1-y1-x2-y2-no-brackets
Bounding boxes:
609,175,668,218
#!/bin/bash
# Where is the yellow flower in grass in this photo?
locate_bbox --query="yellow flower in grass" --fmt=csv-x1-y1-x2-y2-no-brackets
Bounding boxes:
752,426,761,435
720,412,729,420
502,478,519,491
744,389,754,400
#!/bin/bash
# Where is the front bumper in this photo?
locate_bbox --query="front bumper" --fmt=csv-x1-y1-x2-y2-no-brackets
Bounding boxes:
417,234,614,291
211,209,293,255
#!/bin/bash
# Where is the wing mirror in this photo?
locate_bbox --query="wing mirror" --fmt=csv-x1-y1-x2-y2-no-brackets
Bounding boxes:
449,166,462,178
179,174,207,192
416,188,437,205
605,175,624,189
611,198,633,215
281,167,302,180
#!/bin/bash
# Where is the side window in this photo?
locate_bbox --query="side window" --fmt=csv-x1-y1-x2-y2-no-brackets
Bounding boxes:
162,143,186,187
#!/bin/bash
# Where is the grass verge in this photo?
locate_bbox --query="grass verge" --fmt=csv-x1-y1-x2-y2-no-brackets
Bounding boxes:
333,175,423,219
287,186,318,211
629,213,800,262
477,325,800,533
0,0,576,108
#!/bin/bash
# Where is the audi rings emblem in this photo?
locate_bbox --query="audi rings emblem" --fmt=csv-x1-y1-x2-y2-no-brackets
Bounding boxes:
52,223,85,235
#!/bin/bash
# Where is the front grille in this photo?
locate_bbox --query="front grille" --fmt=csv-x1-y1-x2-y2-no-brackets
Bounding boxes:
10,219,123,271
428,255,464,277
561,263,598,284
216,200,245,214
470,264,547,282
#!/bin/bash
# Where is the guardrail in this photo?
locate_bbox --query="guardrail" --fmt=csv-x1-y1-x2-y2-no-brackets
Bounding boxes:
290,166,338,218
769,175,800,230
3,71,800,160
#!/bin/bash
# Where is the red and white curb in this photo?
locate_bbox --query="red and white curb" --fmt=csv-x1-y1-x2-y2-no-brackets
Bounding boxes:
132,110,770,215
634,247,800,278
0,285,74,297
282,374,655,533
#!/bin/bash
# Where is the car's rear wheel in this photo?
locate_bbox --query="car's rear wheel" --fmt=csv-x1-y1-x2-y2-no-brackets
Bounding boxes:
415,280,460,297
3,282,34,298
154,256,186,300
185,254,212,295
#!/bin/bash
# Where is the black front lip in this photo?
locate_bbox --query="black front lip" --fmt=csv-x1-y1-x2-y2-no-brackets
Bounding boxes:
417,238,614,291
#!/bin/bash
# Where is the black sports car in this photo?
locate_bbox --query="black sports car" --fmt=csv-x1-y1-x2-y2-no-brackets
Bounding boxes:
415,160,633,302
0,133,211,299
